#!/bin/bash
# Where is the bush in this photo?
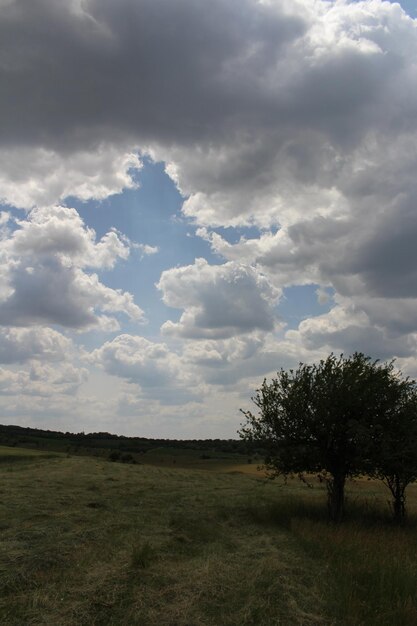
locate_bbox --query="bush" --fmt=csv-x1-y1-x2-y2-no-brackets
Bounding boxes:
121,453,135,464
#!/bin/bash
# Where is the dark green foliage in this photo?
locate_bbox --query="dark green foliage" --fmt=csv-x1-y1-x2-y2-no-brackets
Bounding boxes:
108,451,136,464
365,387,417,524
0,424,250,457
120,453,136,464
240,353,416,523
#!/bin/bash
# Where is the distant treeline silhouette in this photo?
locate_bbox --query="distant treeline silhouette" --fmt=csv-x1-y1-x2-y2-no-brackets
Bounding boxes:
0,423,255,456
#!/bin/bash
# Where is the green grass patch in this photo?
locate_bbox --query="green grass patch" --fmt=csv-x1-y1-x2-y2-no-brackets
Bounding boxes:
0,445,60,464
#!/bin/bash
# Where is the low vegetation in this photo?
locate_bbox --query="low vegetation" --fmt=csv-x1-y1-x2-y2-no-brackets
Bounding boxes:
1,445,417,625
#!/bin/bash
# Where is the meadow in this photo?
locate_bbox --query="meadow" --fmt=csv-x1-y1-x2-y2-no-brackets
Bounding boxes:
1,445,417,625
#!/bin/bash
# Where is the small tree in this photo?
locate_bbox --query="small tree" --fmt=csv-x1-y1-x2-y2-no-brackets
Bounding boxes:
240,353,406,523
366,386,417,524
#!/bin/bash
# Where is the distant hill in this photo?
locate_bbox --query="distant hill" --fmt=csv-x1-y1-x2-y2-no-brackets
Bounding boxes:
0,423,255,458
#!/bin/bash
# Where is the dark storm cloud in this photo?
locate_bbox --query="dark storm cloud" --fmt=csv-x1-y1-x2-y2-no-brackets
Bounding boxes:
1,0,416,222
0,0,306,149
342,197,417,299
2,0,412,154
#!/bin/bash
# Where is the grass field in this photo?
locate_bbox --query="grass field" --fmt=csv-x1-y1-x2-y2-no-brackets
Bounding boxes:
1,446,417,625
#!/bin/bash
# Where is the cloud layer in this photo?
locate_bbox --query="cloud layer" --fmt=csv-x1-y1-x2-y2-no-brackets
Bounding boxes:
1,0,417,435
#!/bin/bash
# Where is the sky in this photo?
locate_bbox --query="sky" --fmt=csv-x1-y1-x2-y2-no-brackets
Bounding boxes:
1,0,417,438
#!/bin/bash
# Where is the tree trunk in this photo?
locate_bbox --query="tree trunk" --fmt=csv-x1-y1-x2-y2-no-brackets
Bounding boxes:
327,473,346,523
391,476,406,525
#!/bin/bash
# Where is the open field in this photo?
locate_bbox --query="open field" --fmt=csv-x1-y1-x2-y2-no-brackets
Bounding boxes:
1,446,417,625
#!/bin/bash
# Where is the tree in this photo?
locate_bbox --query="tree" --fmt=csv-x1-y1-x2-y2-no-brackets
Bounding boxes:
366,386,417,524
240,353,408,523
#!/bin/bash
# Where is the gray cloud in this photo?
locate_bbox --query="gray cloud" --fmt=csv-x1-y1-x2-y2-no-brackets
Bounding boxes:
0,0,306,149
340,200,417,300
295,303,417,361
1,0,414,219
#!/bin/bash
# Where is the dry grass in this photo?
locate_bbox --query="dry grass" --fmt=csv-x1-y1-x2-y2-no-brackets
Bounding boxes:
0,450,326,625
1,447,417,624
292,516,417,625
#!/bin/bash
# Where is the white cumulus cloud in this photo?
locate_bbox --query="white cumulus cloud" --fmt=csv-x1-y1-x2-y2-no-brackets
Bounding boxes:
0,326,72,363
0,205,144,329
88,334,198,404
157,258,281,339
0,361,88,397
0,145,141,209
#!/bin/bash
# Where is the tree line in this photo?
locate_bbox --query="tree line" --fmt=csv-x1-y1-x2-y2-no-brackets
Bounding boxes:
0,424,250,455
240,353,417,524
